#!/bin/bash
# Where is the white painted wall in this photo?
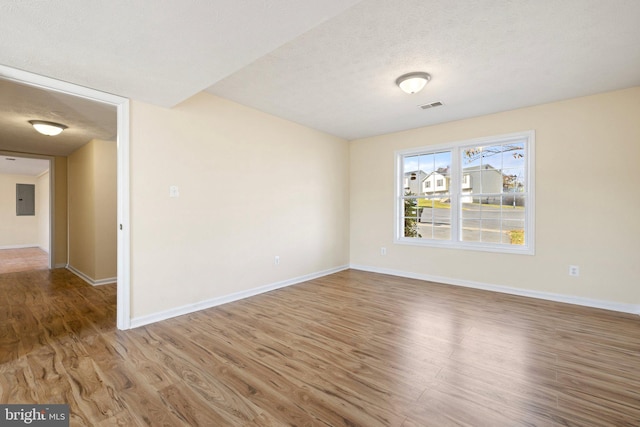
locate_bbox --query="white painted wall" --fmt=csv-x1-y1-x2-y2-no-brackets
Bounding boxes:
36,170,50,252
130,92,350,319
350,87,640,307
0,174,38,248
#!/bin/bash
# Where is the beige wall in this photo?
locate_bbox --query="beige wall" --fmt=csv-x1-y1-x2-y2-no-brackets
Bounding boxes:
130,92,350,318
54,156,68,267
69,142,95,277
350,87,640,306
36,170,49,251
94,140,117,279
0,174,38,248
68,139,117,281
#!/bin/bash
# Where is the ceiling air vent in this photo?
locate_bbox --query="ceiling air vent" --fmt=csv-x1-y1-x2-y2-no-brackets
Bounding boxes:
418,101,444,110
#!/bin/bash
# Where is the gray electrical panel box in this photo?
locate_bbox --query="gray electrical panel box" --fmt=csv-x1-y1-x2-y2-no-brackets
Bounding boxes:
16,183,35,216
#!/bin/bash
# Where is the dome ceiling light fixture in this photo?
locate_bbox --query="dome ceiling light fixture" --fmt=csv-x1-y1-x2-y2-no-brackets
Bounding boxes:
396,72,431,94
28,120,68,136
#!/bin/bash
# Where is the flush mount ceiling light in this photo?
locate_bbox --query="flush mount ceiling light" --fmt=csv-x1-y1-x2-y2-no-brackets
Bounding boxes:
396,72,431,94
28,120,68,136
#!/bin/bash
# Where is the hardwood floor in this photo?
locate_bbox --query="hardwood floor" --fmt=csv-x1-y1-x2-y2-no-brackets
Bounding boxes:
0,247,48,274
1,268,639,426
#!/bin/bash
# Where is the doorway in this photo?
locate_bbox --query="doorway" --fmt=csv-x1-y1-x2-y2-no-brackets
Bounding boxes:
0,154,52,271
0,65,131,330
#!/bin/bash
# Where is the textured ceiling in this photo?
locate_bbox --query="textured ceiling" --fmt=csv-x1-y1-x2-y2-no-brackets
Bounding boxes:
0,79,116,157
0,0,362,107
0,0,639,146
0,155,49,176
208,0,640,139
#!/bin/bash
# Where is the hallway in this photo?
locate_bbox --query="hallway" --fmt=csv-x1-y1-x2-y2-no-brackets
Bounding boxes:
0,247,48,274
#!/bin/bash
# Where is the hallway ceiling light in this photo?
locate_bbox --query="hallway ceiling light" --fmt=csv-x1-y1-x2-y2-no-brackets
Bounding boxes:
396,72,431,94
28,120,68,136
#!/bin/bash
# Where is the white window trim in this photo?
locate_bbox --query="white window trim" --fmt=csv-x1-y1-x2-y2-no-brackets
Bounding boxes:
394,130,535,255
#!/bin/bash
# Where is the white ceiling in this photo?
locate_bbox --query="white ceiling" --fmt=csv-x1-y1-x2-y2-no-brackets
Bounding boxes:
0,0,639,144
0,79,116,157
207,0,640,139
0,0,361,107
0,155,49,176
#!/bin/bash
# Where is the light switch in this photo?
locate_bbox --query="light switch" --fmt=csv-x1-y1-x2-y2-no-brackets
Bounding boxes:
169,185,179,198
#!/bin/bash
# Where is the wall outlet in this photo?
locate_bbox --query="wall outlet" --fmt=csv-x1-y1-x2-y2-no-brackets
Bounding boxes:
274,256,280,265
569,265,579,277
380,247,387,256
169,185,180,198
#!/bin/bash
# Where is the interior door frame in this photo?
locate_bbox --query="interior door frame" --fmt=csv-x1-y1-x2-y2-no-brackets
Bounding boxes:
0,65,131,330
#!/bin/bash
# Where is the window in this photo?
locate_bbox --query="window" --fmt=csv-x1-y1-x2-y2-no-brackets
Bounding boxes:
396,131,534,254
462,174,471,188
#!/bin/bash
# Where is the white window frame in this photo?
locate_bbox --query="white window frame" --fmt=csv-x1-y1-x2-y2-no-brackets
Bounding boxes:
394,130,535,255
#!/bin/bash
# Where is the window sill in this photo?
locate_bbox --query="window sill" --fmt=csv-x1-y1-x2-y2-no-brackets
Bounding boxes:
394,237,535,255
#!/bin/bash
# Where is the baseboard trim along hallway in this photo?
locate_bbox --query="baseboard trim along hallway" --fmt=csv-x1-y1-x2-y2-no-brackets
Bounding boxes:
66,264,117,286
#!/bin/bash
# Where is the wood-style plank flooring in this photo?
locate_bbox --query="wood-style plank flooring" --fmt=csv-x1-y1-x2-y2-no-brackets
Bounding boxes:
1,268,639,426
0,247,48,274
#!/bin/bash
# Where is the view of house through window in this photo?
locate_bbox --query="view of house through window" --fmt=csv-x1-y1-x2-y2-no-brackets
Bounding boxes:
402,150,452,240
397,131,534,254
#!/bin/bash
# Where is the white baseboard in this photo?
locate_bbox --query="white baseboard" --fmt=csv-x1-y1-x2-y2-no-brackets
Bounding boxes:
66,265,117,286
130,265,350,329
54,263,67,269
350,264,640,316
0,244,39,250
